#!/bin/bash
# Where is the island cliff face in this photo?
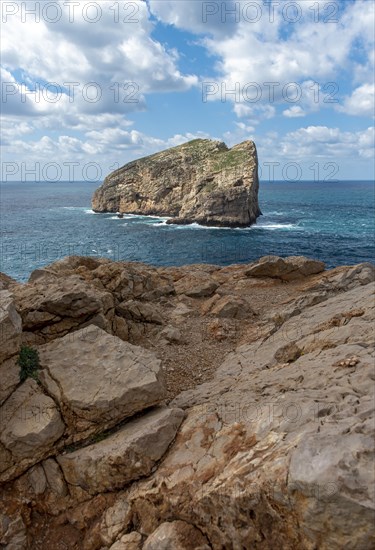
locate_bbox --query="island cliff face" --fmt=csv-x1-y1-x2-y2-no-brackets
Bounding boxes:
92,139,261,227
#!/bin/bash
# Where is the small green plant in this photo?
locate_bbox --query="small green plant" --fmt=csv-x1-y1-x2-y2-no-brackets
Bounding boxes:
17,346,40,383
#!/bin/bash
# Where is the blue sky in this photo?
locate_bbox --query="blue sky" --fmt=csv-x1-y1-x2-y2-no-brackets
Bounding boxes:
1,0,374,181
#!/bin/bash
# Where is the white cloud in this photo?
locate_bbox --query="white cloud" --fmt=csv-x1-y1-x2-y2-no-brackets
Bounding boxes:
233,103,275,121
1,0,198,122
150,0,374,122
276,126,375,160
339,83,375,117
283,106,305,118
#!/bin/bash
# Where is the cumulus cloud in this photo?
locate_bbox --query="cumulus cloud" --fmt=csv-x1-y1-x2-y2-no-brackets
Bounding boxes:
278,126,375,160
339,84,375,117
1,0,198,136
283,106,306,118
150,0,374,121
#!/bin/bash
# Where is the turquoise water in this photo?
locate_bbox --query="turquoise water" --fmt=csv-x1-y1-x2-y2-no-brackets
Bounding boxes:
1,180,374,281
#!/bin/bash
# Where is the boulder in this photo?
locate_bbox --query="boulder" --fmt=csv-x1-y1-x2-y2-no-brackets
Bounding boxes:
38,325,167,434
245,255,325,280
0,291,22,363
143,521,210,550
99,496,133,546
57,407,185,495
13,274,114,342
174,272,219,298
117,300,164,325
109,532,143,550
0,272,18,291
0,379,65,482
312,262,375,292
209,295,253,319
159,326,184,344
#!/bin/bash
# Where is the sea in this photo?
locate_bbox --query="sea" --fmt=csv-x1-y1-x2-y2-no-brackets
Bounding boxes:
1,180,374,282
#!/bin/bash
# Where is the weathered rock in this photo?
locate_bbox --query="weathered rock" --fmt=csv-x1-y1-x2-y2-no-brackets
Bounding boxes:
246,255,325,280
109,532,143,550
117,300,164,325
13,274,114,342
0,379,65,482
57,407,185,495
99,496,133,546
38,325,167,435
128,282,375,549
0,357,20,405
312,262,375,292
159,326,184,344
42,458,68,497
208,294,254,319
92,139,261,227
0,511,27,550
174,272,219,298
171,302,193,318
0,272,18,291
1,257,374,549
0,291,22,363
143,521,210,550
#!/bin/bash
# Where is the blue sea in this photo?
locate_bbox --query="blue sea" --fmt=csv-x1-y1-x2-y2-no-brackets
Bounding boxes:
1,180,374,282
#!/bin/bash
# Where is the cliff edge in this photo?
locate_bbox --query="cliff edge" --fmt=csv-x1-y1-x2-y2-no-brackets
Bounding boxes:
92,139,261,227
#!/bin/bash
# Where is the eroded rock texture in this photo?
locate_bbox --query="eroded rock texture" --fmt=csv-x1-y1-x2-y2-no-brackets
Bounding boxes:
0,256,374,549
92,139,261,227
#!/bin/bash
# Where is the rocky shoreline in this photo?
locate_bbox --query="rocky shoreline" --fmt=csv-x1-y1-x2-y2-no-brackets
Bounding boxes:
1,255,374,549
92,139,261,228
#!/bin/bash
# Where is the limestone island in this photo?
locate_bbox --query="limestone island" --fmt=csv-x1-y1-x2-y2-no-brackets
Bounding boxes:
92,139,261,227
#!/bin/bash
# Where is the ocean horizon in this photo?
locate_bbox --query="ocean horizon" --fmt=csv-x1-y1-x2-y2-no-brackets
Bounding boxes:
1,179,374,282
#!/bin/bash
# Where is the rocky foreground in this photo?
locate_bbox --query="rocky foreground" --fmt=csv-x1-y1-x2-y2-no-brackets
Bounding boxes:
92,139,261,227
0,255,374,549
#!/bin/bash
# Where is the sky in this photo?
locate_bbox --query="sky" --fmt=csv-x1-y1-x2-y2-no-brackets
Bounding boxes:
1,0,374,181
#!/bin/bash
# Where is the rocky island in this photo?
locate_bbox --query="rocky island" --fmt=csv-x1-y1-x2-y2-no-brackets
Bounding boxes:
92,139,261,227
1,255,374,549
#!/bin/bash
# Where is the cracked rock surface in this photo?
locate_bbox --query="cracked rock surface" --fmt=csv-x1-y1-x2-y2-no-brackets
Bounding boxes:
0,256,374,549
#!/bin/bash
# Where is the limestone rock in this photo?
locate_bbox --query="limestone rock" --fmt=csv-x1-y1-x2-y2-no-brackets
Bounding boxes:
312,262,375,292
38,325,166,434
246,255,325,280
13,274,114,342
57,407,185,495
130,282,375,549
174,272,219,298
109,532,142,550
0,357,20,405
99,496,133,546
0,379,65,482
42,458,68,497
92,139,261,227
117,300,164,325
159,326,184,344
0,272,18,291
208,294,253,319
143,521,210,550
0,291,22,363
0,511,27,550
